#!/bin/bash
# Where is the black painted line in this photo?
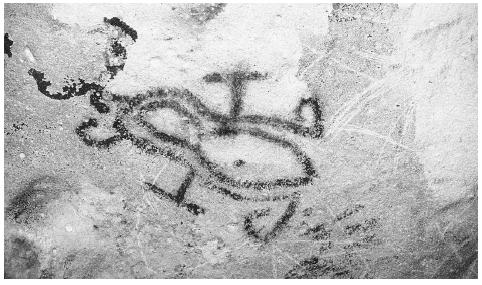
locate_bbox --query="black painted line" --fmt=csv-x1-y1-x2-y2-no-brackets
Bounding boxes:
145,181,205,216
28,69,110,113
174,169,196,204
242,192,300,243
116,95,318,191
263,192,300,243
4,33,13,57
75,118,122,148
167,85,324,139
28,69,100,100
205,182,292,202
104,17,138,41
23,11,328,242
243,208,272,240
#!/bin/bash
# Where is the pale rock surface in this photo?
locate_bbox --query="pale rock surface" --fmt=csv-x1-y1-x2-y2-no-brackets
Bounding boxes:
51,3,332,119
393,4,477,204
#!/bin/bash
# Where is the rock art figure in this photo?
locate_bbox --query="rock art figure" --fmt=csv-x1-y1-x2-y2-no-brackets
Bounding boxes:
28,16,324,243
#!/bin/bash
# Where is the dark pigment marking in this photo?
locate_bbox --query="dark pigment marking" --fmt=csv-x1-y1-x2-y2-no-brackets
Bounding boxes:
244,193,300,243
28,69,109,113
302,207,314,216
203,71,268,136
75,86,319,223
300,206,379,244
345,218,378,236
146,170,205,216
285,256,351,279
12,122,27,131
73,82,319,194
110,40,126,57
335,204,364,222
244,208,271,240
264,194,300,242
294,97,324,138
103,17,138,41
287,204,381,276
318,241,334,253
39,269,55,279
233,159,245,167
103,17,132,79
28,17,139,113
26,17,324,243
4,33,13,57
301,223,331,240
6,122,27,135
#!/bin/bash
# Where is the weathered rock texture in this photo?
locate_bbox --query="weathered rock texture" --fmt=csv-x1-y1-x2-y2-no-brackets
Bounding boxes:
4,3,477,279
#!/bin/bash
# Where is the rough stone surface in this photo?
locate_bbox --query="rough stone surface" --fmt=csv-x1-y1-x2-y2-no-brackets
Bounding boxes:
4,3,477,279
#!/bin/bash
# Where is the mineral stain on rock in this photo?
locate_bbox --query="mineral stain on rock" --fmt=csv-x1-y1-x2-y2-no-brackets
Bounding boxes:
4,32,13,57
